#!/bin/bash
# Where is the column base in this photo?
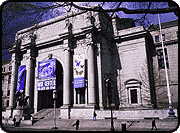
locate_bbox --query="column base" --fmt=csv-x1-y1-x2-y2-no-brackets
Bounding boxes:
69,106,95,119
168,105,176,118
86,103,96,108
4,107,13,118
60,105,71,119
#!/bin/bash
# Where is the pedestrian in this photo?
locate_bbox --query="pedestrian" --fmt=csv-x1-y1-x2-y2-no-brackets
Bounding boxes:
93,111,97,121
151,118,158,130
72,119,79,130
12,117,16,126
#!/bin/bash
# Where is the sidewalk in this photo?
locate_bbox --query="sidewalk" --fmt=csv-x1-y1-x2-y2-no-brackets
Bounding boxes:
2,118,179,131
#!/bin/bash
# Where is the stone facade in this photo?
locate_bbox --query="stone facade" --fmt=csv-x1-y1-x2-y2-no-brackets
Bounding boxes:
148,20,178,108
2,60,12,111
4,5,178,119
116,26,153,109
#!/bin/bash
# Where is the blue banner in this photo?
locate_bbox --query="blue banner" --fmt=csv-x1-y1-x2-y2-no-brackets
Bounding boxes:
17,65,26,93
38,59,56,79
73,77,85,88
37,79,56,91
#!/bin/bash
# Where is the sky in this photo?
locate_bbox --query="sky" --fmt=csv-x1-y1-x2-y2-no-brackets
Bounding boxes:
2,2,178,61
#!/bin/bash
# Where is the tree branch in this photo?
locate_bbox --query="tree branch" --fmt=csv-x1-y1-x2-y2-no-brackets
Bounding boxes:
72,2,178,14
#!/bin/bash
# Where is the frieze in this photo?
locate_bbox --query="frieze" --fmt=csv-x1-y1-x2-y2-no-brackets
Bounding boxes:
13,10,99,51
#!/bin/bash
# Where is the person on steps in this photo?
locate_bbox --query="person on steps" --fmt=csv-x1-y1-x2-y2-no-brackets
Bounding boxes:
93,111,97,121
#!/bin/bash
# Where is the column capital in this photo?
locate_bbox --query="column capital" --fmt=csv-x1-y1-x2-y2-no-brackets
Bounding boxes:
65,18,73,35
30,56,36,60
15,39,22,62
29,33,37,41
15,60,21,64
63,47,74,52
30,33,38,58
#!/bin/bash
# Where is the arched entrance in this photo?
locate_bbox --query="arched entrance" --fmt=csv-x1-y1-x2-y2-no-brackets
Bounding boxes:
37,59,63,111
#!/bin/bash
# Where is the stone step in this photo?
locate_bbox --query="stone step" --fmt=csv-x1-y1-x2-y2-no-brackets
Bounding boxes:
44,108,60,119
32,108,54,119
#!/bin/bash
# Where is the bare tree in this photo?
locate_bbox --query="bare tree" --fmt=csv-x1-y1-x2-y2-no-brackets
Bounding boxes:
152,63,169,108
2,2,178,58
138,57,170,109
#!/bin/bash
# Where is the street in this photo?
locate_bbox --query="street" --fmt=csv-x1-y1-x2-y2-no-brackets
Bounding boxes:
2,118,179,131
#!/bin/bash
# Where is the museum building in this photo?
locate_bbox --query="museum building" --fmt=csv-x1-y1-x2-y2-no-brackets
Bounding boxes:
3,5,178,119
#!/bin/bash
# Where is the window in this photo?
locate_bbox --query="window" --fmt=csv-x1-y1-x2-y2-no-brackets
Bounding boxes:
7,100,9,107
9,66,12,71
177,31,178,38
8,75,11,84
155,34,165,42
162,34,165,41
130,89,138,104
155,36,159,42
76,89,85,104
125,79,142,105
2,67,5,72
157,48,169,69
80,89,85,104
7,90,10,96
76,90,78,104
2,76,4,84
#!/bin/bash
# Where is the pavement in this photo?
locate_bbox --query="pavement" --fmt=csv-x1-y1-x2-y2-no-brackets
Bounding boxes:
2,117,179,131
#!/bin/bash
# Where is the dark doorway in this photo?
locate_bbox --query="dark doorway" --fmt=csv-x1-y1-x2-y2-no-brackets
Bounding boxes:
75,88,85,104
56,60,63,108
80,88,85,104
38,90,53,109
130,89,137,104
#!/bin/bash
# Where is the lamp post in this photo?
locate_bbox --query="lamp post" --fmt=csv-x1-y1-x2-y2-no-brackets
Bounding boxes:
110,103,115,131
52,90,58,129
157,10,175,118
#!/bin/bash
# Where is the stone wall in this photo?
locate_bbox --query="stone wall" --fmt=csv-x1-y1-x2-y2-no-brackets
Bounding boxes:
149,23,178,108
116,26,152,108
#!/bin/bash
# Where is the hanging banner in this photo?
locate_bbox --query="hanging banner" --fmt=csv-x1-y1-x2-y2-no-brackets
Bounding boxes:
37,79,56,91
38,59,56,79
17,65,26,93
37,59,56,91
73,54,85,88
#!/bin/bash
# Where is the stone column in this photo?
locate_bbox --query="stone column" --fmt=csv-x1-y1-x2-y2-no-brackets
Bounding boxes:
26,34,37,110
63,46,71,107
87,43,96,106
87,14,97,107
60,43,73,119
9,60,19,109
74,88,76,105
85,81,88,105
9,39,22,109
97,43,103,110
60,20,73,119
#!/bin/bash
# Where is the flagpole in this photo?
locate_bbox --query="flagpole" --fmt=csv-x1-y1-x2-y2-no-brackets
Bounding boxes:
157,7,175,118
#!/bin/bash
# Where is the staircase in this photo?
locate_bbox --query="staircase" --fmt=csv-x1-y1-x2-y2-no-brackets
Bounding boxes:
32,108,54,119
45,108,60,119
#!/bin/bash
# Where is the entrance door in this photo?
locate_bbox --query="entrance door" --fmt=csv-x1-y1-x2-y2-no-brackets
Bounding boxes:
38,89,63,111
38,90,53,110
